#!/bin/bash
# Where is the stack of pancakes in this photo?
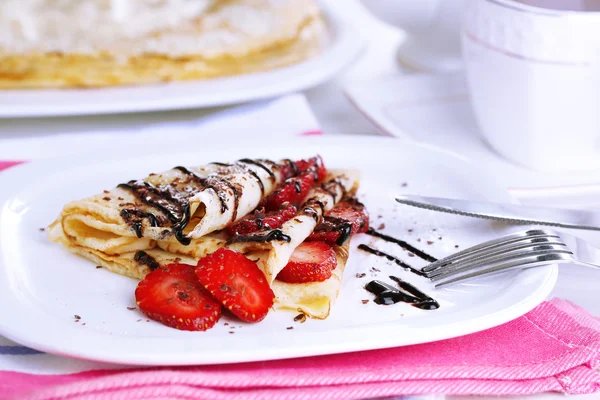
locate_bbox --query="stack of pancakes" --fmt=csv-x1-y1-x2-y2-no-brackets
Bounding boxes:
0,0,326,88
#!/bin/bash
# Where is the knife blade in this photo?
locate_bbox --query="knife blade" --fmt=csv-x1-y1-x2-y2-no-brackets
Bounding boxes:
395,195,600,231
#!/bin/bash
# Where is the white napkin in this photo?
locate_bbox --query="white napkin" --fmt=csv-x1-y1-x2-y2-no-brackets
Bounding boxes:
0,94,321,161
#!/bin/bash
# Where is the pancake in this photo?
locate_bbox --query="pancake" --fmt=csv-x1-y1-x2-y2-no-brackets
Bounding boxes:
48,156,363,320
0,0,326,88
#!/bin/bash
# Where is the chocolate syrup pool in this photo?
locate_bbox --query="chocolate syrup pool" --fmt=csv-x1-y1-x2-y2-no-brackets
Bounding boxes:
360,229,440,310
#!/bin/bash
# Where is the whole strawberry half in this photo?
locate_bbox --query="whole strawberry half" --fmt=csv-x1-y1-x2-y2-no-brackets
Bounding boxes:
135,264,222,331
277,241,337,284
195,248,275,323
228,204,297,236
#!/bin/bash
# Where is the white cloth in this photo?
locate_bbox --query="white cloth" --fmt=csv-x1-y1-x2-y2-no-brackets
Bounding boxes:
0,94,321,160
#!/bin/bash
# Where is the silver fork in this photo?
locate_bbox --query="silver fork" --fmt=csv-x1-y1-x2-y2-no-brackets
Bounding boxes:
423,229,600,288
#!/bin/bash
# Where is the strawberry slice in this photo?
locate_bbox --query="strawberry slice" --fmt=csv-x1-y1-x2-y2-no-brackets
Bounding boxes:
135,264,222,331
277,242,337,283
228,204,297,236
330,199,370,234
295,155,327,182
263,171,318,211
307,198,370,245
280,155,327,182
195,249,274,323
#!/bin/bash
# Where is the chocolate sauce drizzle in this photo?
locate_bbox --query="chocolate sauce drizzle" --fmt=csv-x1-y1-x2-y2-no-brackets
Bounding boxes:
134,250,160,271
118,182,186,221
283,159,299,177
228,229,291,244
389,276,439,310
118,181,191,244
174,166,228,214
238,159,275,181
238,164,265,196
118,159,276,245
319,182,338,202
120,209,161,238
313,216,353,246
365,280,419,305
302,199,326,222
316,196,367,245
365,277,439,310
366,228,437,263
358,244,427,277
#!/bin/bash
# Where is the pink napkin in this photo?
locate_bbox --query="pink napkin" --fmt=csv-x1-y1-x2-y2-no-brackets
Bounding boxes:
1,162,599,399
1,298,598,399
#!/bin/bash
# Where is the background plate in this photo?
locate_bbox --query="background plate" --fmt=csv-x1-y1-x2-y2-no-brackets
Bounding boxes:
0,137,557,365
0,2,362,118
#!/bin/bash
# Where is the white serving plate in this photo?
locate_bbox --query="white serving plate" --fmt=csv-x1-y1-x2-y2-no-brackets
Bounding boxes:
0,2,362,118
0,137,557,365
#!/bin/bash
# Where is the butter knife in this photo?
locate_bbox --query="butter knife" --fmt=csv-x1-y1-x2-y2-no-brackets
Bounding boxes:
395,194,600,231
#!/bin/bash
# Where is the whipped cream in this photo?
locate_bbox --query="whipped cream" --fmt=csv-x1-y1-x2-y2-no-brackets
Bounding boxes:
0,0,214,54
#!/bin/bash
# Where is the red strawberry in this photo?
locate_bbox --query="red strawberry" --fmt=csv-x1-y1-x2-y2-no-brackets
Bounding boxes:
280,156,327,182
330,200,370,234
228,204,297,236
195,249,274,323
295,155,327,181
135,264,221,331
307,199,370,245
277,242,337,283
264,171,318,211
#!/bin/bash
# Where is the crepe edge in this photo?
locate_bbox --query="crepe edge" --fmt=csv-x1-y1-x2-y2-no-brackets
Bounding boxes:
271,241,350,320
0,15,326,89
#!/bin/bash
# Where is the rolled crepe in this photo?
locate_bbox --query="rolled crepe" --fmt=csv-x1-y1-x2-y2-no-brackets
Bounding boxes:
48,158,287,277
48,161,361,319
228,169,360,283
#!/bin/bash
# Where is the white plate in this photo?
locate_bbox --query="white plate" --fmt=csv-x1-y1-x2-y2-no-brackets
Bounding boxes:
0,2,362,118
0,137,557,366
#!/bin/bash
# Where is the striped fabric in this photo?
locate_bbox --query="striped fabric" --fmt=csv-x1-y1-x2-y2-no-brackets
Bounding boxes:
0,299,599,399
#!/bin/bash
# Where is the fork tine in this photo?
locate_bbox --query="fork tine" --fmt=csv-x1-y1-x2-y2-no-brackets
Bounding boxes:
422,229,558,272
433,252,574,288
425,241,568,278
427,245,572,280
425,236,564,275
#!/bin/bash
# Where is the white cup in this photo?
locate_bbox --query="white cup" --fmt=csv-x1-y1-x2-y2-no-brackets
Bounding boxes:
360,0,464,72
463,0,600,171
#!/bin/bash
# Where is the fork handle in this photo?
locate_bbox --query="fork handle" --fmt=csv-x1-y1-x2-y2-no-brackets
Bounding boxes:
572,260,600,269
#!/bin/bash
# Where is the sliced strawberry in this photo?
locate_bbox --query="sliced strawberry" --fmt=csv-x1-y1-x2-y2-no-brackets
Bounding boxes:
228,204,297,236
295,155,327,182
330,200,370,234
307,198,370,245
263,171,318,211
135,264,221,331
195,249,274,323
280,155,327,182
277,242,337,283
